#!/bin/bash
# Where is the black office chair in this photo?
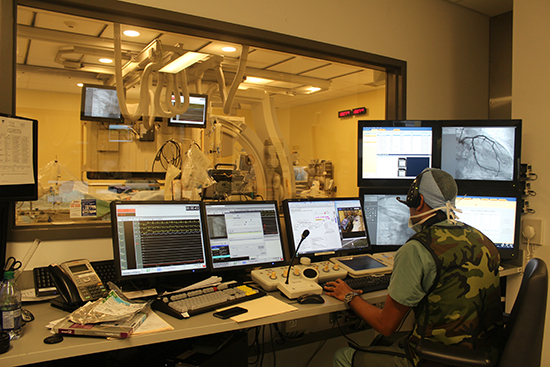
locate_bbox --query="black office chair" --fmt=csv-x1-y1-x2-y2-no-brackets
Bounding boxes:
415,257,548,367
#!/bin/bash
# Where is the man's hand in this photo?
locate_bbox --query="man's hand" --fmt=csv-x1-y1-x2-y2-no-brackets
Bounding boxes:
323,278,363,301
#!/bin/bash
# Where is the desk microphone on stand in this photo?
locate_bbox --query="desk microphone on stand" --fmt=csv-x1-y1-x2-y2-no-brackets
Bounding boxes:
285,229,310,285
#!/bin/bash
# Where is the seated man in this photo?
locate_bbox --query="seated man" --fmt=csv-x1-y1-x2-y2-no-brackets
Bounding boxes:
324,168,503,367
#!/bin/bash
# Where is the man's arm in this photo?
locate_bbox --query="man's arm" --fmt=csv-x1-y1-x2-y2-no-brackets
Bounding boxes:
324,279,411,336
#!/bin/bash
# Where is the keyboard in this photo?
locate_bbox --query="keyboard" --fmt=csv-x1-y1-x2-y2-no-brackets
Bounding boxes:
152,283,266,319
322,273,391,294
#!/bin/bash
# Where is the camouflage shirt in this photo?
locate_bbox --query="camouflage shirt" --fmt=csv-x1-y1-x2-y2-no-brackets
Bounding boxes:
407,221,503,365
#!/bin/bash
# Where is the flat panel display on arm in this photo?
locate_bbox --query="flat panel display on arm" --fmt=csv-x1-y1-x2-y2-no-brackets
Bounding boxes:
80,84,124,124
203,201,286,271
110,201,209,281
283,198,371,261
358,120,435,187
168,94,208,128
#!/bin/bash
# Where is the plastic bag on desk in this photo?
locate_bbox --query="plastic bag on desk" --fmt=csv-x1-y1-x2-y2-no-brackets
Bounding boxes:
68,283,152,325
181,144,215,191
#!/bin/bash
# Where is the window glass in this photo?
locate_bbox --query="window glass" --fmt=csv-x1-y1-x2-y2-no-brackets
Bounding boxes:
15,6,387,227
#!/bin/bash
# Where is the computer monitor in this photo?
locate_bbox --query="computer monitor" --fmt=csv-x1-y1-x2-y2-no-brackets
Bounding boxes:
282,197,371,260
80,84,124,124
357,120,435,187
168,93,208,128
110,201,209,281
439,119,521,190
203,201,286,271
360,189,415,251
455,192,521,261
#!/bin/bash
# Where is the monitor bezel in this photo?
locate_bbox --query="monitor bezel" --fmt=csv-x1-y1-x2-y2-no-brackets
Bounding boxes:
357,120,438,188
109,200,210,282
282,197,372,262
167,93,209,128
80,84,124,124
203,200,287,272
436,119,522,191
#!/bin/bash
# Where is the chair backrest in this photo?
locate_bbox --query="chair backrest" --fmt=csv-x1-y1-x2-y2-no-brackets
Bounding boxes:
498,258,548,367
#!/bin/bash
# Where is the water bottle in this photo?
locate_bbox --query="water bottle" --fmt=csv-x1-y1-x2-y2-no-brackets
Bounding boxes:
0,271,22,340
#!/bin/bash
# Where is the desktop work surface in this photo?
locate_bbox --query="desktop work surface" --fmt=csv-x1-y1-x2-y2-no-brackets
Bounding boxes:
0,289,388,367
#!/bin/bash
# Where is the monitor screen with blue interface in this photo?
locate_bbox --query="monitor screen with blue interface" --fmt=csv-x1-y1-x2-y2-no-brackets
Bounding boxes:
110,201,208,280
283,198,370,257
203,201,285,270
359,125,432,180
455,195,519,252
362,193,415,249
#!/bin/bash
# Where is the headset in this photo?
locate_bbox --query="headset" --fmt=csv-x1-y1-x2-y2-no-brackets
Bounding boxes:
397,171,425,208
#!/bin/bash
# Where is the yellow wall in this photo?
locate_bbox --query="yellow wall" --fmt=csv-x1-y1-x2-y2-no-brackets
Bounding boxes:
278,88,386,196
16,89,83,180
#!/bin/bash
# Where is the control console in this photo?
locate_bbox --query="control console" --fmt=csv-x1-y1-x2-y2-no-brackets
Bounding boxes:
251,260,348,292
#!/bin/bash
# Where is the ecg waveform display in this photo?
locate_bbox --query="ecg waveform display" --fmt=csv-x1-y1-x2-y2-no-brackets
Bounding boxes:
138,219,205,267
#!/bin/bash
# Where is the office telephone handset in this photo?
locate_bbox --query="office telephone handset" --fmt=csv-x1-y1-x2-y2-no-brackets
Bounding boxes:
48,259,109,306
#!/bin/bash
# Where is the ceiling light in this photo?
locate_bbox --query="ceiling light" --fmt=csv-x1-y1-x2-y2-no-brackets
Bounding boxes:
307,87,321,93
245,76,272,85
222,46,237,52
123,30,140,37
99,58,113,64
159,52,209,74
77,83,84,87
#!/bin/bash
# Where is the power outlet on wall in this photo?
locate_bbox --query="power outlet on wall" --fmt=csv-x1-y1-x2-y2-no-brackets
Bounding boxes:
522,218,543,245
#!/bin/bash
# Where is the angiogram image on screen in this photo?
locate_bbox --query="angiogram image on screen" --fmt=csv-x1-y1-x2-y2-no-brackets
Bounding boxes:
363,194,414,247
442,127,515,181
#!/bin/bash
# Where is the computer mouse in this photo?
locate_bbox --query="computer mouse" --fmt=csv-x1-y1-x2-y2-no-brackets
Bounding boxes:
297,293,325,304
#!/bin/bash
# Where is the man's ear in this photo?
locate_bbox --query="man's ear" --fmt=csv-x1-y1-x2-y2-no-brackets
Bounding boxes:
415,194,425,212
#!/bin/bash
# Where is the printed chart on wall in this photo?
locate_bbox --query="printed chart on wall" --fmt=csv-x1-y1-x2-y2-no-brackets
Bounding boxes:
0,116,35,185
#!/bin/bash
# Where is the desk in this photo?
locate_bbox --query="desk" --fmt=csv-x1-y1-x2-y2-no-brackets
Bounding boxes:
1,263,523,367
0,289,388,367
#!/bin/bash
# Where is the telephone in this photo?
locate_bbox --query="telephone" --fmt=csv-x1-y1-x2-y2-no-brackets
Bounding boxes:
48,259,109,307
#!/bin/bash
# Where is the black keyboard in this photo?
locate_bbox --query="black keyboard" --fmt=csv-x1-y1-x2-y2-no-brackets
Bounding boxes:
33,267,59,297
322,273,391,294
152,283,266,319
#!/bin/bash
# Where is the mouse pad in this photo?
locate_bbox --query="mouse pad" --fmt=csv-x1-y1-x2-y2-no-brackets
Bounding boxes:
216,296,297,322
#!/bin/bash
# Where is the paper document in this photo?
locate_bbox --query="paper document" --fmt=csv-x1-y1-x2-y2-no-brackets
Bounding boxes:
216,295,298,323
0,116,34,185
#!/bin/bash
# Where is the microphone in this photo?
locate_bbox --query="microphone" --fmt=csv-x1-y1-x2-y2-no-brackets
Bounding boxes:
285,230,310,284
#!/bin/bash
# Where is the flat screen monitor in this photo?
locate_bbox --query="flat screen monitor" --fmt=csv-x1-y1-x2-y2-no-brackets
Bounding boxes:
168,93,208,128
361,189,415,251
358,120,435,187
110,201,209,281
80,84,124,123
455,192,520,261
203,201,286,270
439,120,521,190
282,197,371,259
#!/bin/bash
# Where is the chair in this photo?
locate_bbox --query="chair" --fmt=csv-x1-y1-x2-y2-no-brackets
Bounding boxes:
415,257,548,367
